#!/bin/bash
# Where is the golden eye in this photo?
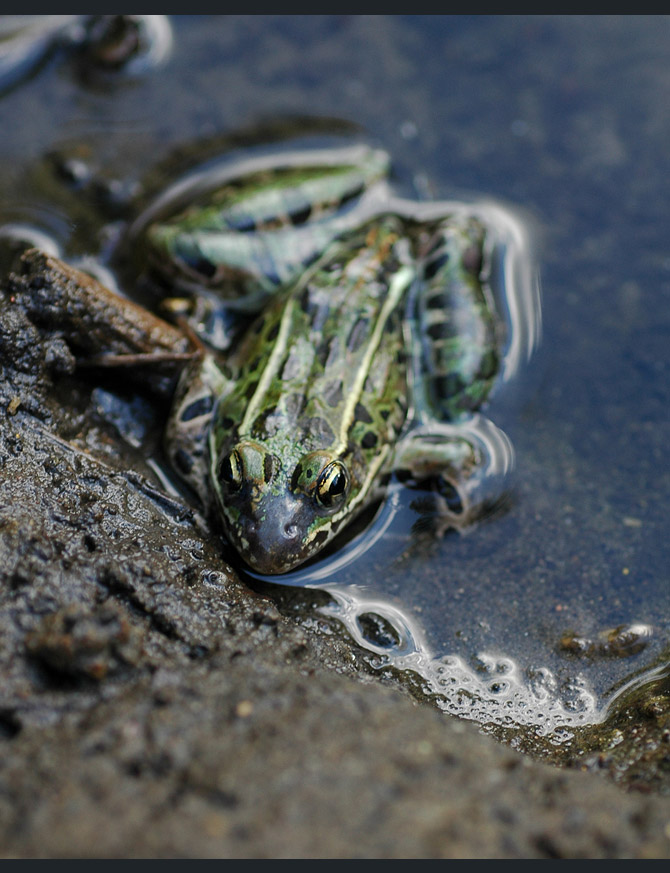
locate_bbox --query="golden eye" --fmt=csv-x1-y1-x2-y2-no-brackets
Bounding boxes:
315,461,348,508
219,449,243,492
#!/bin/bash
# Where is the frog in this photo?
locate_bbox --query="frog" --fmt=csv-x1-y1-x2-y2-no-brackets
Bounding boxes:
13,144,523,575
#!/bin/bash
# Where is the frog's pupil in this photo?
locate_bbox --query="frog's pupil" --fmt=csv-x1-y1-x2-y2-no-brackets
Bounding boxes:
329,470,345,496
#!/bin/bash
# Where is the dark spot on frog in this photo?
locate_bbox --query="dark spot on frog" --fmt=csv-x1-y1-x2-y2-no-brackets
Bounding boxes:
252,406,281,438
309,302,330,334
299,287,311,313
354,402,373,424
323,380,343,407
427,320,455,341
291,204,312,226
180,394,214,422
425,291,450,311
423,251,449,280
243,379,259,401
174,448,193,476
299,285,330,333
283,393,304,421
263,453,276,484
346,317,369,353
315,337,330,368
338,182,364,208
433,373,466,400
299,416,334,446
384,307,402,333
361,431,378,449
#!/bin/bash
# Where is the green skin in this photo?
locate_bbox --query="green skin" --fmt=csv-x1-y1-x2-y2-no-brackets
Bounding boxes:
151,146,502,575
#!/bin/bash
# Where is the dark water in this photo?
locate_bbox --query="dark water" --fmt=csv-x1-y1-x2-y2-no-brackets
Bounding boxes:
1,16,669,760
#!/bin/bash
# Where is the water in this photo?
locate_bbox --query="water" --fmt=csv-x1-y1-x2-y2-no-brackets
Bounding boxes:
1,15,669,767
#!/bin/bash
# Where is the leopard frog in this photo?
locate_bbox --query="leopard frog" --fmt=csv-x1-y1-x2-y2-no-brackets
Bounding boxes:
18,144,519,575
125,145,513,574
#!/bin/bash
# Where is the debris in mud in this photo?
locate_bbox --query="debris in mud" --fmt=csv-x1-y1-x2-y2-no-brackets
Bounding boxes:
559,623,653,660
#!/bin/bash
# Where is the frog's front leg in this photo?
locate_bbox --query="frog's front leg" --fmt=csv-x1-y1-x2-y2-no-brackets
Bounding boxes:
394,415,514,532
164,353,233,508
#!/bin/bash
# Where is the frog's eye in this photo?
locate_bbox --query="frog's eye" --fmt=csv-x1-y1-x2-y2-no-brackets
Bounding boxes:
315,461,349,509
219,449,243,492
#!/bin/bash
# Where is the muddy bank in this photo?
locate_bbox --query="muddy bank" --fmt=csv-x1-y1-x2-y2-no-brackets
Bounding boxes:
0,259,669,858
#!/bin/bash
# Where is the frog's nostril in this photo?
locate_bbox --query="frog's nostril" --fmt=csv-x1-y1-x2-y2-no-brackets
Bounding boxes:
283,523,298,540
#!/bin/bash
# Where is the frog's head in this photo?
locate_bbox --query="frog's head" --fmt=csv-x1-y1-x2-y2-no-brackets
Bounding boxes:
212,440,353,575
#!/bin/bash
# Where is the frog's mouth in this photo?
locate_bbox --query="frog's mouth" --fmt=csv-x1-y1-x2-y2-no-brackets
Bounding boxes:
220,492,331,576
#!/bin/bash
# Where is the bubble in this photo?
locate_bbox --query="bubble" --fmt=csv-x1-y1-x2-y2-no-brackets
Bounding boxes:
356,611,402,650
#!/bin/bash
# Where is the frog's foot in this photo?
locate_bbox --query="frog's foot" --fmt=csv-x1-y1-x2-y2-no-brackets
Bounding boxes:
394,414,514,534
160,294,249,354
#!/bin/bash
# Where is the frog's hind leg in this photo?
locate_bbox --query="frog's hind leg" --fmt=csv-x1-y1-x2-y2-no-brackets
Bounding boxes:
400,215,510,531
410,214,501,423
